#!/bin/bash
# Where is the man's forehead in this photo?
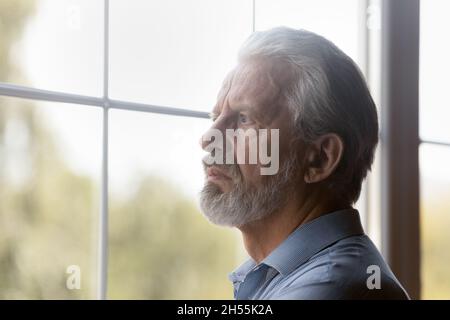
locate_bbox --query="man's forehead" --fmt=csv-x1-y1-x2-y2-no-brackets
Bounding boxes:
215,59,290,113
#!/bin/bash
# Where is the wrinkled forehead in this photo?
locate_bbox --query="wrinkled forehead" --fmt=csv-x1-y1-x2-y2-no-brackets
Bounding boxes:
216,58,293,111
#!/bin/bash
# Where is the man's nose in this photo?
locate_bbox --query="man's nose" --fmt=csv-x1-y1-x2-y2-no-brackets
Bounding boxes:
199,117,227,151
199,134,208,150
199,127,222,151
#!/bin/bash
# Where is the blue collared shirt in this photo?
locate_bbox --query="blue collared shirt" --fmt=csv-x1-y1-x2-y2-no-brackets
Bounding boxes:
228,209,409,300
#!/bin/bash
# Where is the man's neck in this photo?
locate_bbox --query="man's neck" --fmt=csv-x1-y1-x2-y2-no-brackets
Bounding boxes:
238,196,347,264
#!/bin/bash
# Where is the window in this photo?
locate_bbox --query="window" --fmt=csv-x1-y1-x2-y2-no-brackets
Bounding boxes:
109,0,252,110
420,145,450,299
0,0,104,96
0,0,395,299
255,0,361,63
0,96,101,299
419,0,450,300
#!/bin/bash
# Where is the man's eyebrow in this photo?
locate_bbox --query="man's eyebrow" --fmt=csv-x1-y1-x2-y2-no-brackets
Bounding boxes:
208,104,254,120
209,112,218,120
230,104,252,112
209,107,221,120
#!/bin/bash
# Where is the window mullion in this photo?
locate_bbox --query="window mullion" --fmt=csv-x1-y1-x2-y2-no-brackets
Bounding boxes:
97,0,110,301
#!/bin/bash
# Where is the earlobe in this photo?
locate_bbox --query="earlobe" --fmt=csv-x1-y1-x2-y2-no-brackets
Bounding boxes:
303,133,344,184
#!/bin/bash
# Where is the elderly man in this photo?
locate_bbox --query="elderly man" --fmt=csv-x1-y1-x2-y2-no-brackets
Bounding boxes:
199,27,409,300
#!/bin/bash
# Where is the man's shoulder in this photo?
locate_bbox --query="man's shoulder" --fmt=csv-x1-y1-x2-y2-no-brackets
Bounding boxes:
271,235,409,300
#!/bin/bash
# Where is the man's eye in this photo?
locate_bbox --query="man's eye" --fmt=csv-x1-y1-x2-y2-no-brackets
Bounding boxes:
238,113,253,125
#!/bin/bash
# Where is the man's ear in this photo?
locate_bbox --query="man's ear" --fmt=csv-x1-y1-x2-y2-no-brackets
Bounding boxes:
304,133,344,183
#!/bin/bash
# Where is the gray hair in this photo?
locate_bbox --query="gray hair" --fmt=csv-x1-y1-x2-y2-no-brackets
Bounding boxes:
238,27,379,204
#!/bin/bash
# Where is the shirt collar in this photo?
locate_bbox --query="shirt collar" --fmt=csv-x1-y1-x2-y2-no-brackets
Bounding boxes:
229,208,364,282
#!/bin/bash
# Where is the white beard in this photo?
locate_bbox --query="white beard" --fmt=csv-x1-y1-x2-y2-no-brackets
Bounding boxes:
199,154,297,227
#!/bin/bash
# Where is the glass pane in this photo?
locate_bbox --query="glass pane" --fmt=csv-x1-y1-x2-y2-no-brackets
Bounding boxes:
0,96,101,298
0,0,103,96
255,0,361,64
109,110,239,299
109,0,252,110
420,143,450,299
420,0,450,143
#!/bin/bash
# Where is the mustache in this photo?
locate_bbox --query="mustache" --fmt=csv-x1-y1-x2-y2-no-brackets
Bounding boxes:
202,154,241,182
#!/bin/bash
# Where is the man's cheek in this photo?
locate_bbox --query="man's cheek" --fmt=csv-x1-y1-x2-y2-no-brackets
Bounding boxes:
239,163,262,183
